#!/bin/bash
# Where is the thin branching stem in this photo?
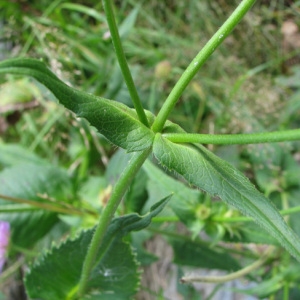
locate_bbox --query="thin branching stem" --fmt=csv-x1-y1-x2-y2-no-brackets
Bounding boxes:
181,247,273,284
77,149,150,297
0,194,93,216
102,0,149,127
151,0,257,133
213,205,300,223
163,129,300,145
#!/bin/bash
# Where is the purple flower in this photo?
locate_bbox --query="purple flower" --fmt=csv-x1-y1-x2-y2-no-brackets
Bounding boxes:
0,221,10,272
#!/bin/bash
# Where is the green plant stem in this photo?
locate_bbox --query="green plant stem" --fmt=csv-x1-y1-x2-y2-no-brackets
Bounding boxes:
0,194,92,216
151,0,256,133
102,0,149,127
181,246,273,283
283,282,290,300
164,129,300,145
213,205,300,223
12,244,40,258
77,149,150,297
0,257,25,283
152,216,179,223
0,204,39,213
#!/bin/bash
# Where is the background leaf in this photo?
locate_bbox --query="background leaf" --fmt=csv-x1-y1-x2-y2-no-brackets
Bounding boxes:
0,143,46,168
232,265,300,298
247,143,300,193
105,149,148,214
153,134,300,261
0,163,74,248
223,221,279,245
143,160,204,235
131,230,158,266
171,238,240,271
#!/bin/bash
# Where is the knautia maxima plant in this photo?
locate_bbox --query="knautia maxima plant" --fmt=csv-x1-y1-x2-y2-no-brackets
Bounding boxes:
1,0,300,299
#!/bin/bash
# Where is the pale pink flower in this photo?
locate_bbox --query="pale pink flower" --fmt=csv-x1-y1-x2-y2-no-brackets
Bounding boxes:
0,221,10,272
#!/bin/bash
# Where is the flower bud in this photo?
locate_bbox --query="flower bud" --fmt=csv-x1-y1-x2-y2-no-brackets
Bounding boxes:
154,60,171,79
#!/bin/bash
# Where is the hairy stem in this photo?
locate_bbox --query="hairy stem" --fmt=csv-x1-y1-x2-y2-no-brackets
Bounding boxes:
102,0,149,127
181,247,273,284
163,129,300,145
151,0,257,133
77,149,150,297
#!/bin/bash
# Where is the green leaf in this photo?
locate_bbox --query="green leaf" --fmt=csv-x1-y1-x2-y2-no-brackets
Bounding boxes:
143,160,204,234
27,229,131,300
223,222,279,245
247,144,300,193
58,3,106,23
131,231,158,265
171,238,240,271
106,149,148,213
232,273,284,298
105,148,132,185
232,265,300,298
118,7,139,39
0,58,154,151
124,167,148,213
153,134,300,261
77,176,107,210
25,197,169,299
0,163,74,248
0,143,46,167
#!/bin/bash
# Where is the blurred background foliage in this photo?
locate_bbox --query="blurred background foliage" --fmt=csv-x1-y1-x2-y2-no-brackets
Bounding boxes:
0,0,300,299
1,0,300,144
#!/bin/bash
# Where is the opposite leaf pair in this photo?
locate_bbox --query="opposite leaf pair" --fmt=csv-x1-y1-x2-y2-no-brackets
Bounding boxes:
1,58,300,298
